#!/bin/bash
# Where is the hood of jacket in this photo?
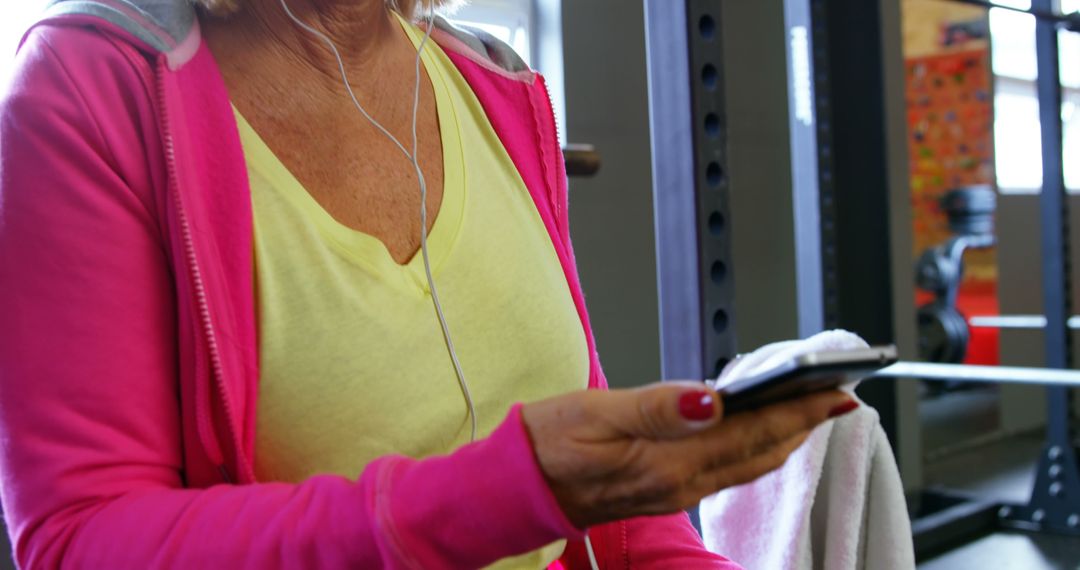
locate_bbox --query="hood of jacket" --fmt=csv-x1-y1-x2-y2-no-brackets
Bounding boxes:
43,0,530,73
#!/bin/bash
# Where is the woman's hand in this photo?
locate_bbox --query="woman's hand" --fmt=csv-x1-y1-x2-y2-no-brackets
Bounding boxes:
521,382,857,528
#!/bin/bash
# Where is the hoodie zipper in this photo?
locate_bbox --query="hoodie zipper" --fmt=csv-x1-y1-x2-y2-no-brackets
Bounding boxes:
154,58,562,487
539,76,566,233
156,60,248,485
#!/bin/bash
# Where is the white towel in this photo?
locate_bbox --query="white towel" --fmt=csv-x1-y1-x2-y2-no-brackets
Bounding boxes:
700,331,915,570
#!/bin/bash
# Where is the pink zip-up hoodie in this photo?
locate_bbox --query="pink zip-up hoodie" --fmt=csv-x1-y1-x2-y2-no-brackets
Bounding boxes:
0,1,741,568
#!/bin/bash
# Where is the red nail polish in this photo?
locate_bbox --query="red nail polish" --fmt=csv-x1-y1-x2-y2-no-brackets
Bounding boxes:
828,400,860,418
679,391,716,421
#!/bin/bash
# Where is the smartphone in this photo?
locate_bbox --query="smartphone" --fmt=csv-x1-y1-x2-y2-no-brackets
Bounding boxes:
719,345,899,414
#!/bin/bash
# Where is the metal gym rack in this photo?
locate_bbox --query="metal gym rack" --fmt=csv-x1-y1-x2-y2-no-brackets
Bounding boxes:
644,0,1080,555
898,0,1080,557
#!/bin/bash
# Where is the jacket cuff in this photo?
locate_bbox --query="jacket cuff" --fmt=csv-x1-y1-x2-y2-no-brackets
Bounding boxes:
375,404,583,568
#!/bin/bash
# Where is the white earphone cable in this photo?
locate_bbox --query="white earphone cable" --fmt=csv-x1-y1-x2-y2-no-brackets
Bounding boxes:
585,530,600,570
278,0,477,443
279,3,597,567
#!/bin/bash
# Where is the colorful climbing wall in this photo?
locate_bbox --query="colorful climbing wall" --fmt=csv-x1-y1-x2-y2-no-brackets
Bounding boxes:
906,48,996,279
906,48,999,364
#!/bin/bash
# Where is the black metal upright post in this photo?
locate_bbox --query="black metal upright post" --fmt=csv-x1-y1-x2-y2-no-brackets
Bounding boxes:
999,0,1080,534
685,0,738,380
646,0,704,383
809,0,901,452
1033,0,1074,451
645,0,736,532
646,0,737,383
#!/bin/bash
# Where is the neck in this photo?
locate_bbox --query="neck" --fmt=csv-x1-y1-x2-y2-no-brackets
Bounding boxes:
207,0,409,85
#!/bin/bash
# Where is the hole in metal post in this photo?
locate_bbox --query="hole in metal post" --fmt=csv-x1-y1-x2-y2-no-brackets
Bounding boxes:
713,357,731,379
713,310,730,334
706,162,725,187
708,212,725,236
699,14,716,40
702,64,719,90
711,260,728,285
704,113,721,138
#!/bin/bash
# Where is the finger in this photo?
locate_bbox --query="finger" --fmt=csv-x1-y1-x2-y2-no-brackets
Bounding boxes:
660,389,852,476
720,430,810,488
632,430,812,516
720,389,855,459
594,382,724,441
682,431,812,508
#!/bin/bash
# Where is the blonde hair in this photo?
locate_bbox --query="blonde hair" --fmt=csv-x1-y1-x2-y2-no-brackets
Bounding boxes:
199,0,459,19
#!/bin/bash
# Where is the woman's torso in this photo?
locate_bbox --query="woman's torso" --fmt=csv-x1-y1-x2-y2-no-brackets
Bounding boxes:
236,15,589,569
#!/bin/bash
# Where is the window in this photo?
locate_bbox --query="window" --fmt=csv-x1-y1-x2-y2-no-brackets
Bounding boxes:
0,2,45,83
990,0,1080,192
450,0,534,66
449,0,566,145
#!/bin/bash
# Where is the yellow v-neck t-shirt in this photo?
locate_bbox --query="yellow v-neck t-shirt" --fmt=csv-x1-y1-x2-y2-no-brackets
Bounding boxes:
237,16,588,569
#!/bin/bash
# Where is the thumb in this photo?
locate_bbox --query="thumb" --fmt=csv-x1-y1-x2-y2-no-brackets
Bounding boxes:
601,382,723,440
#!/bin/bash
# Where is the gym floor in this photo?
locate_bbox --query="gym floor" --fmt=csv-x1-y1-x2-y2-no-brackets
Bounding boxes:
917,388,1080,569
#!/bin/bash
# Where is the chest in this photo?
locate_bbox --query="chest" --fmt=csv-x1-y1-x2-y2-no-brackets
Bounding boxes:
230,63,446,265
252,100,442,264
245,88,591,480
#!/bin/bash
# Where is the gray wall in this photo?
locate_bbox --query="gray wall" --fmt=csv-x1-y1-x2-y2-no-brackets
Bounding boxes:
721,0,805,350
882,0,924,493
997,195,1051,432
561,1,662,388
996,194,1080,431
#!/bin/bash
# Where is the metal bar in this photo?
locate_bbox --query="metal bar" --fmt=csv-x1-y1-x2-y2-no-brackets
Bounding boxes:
785,0,825,338
644,0,705,381
875,362,1080,387
912,494,1003,563
813,0,840,331
563,145,601,178
644,0,724,533
1022,1,1080,534
685,0,738,378
1033,0,1073,448
968,315,1053,329
968,315,1080,329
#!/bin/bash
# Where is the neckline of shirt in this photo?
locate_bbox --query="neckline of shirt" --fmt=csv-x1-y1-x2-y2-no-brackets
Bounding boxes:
234,16,467,293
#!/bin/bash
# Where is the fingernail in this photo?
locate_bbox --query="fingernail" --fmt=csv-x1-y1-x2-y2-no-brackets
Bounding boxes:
679,391,716,421
828,400,860,419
